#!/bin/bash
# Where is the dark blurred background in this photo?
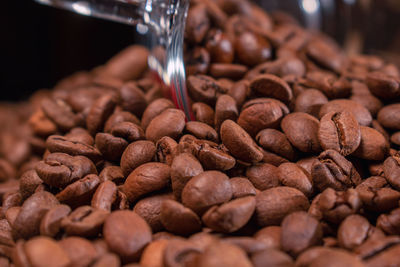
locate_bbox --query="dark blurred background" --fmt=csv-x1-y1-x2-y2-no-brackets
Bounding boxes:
0,0,136,101
1,0,400,101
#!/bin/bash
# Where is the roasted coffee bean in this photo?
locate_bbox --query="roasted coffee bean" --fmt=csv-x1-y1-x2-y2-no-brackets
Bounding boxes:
364,244,400,267
377,103,400,131
86,94,117,135
192,102,215,126
40,204,71,237
91,180,117,211
139,239,168,267
210,63,248,80
238,98,289,137
23,237,71,267
163,239,201,267
185,121,219,143
185,4,210,44
133,194,173,232
56,174,100,207
356,176,400,212
246,163,279,191
202,196,256,233
120,140,156,177
191,139,236,171
214,94,238,131
235,32,272,67
110,121,144,142
312,150,361,191
377,208,400,235
141,98,175,130
185,46,210,76
319,99,372,127
221,236,268,254
256,129,296,161
281,112,322,154
352,126,389,161
251,249,294,267
281,211,322,256
254,226,282,249
99,166,124,184
59,236,97,267
384,154,400,190
61,206,109,237
255,186,309,226
41,98,78,132
160,199,202,236
196,242,252,267
277,163,313,197
123,162,170,202
249,74,293,104
366,71,400,99
119,82,147,117
220,120,263,163
103,210,152,262
187,75,227,105
171,153,203,200
318,111,361,156
104,109,140,133
19,170,43,201
155,136,178,166
95,133,128,162
230,177,257,198
295,89,328,117
182,170,232,214
296,247,364,267
206,28,234,64
145,109,186,143
45,135,102,163
337,215,375,250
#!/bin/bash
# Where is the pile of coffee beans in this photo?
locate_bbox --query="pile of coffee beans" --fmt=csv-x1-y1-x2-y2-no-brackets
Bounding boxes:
1,0,400,266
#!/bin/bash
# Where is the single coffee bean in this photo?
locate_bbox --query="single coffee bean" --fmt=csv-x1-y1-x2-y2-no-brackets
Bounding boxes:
65,127,94,146
319,99,372,126
238,98,289,137
181,170,232,214
256,129,296,161
92,253,120,267
214,94,238,131
171,153,204,200
249,74,293,104
254,226,282,250
337,215,372,250
366,71,400,100
155,136,178,166
139,239,168,267
235,31,272,67
251,249,294,267
196,242,253,267
145,109,186,143
91,180,117,211
185,4,210,44
104,109,140,133
356,176,400,212
206,29,234,63
354,235,400,261
202,196,256,233
277,163,313,197
318,111,361,156
296,247,364,267
24,237,71,267
312,149,361,191
103,210,152,262
187,75,228,105
350,91,383,118
61,206,109,237
191,139,236,171
185,46,210,76
120,140,156,177
133,194,173,233
185,121,219,143
163,239,201,267
295,89,328,117
160,199,202,236
59,236,98,267
255,186,309,226
246,163,280,191
192,102,215,126
209,63,248,80
86,94,117,135
352,126,389,161
95,133,128,162
281,112,322,154
364,244,400,267
229,177,257,199
281,211,323,256
40,204,71,237
123,162,170,202
110,121,145,143
384,155,400,190
99,166,124,184
118,82,147,117
12,191,59,240
41,98,78,132
141,98,175,130
220,120,263,163
377,103,400,131
377,208,400,235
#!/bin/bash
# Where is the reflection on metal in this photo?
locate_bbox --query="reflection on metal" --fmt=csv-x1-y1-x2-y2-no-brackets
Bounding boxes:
300,0,321,29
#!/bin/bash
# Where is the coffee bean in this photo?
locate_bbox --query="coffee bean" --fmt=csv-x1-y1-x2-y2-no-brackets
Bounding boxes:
99,166,124,184
238,98,289,137
220,120,263,163
23,237,71,267
186,46,210,76
104,109,140,133
255,187,309,226
155,136,178,166
312,150,361,191
281,112,322,154
295,89,328,117
206,28,234,63
366,71,400,99
120,140,156,177
185,121,219,143
192,139,236,171
61,206,109,237
141,99,175,130
235,32,272,66
65,128,94,146
133,194,173,232
364,244,400,267
214,94,238,131
182,170,232,214
59,236,97,267
103,210,152,262
86,94,117,135
92,253,120,267
318,111,361,156
160,199,202,236
230,177,257,198
119,82,147,117
377,104,400,131
337,215,373,250
187,75,227,105
41,98,79,132
251,249,294,267
352,126,389,161
139,239,168,267
110,121,145,142
185,4,210,44
256,129,296,161
91,180,117,211
296,247,364,267
40,204,71,237
246,163,279,190
202,196,256,233
123,162,170,202
249,74,293,104
197,242,253,267
192,102,215,126
12,191,59,240
171,153,203,200
95,133,128,162
277,163,313,197
163,239,201,267
254,226,282,249
145,109,186,143
210,63,248,80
